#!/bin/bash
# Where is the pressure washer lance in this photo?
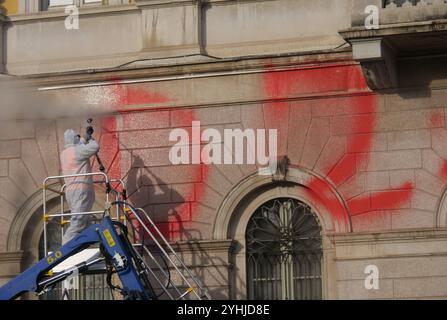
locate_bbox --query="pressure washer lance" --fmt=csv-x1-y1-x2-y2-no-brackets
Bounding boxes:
85,118,105,172
85,118,110,193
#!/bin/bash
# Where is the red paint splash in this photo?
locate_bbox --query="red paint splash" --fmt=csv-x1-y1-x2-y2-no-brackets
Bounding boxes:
348,182,413,216
441,161,447,181
110,85,170,108
99,82,207,240
431,112,445,127
263,65,415,228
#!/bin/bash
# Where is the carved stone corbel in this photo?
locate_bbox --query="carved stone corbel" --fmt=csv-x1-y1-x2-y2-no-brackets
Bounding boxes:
350,38,398,90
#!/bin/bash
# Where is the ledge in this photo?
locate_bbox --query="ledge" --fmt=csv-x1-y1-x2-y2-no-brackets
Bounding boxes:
340,19,447,40
329,228,447,245
169,239,236,253
7,4,139,22
0,251,24,262
11,50,353,87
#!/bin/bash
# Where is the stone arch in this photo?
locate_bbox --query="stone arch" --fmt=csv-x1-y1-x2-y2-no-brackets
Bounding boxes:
212,166,348,299
436,187,447,227
7,183,61,253
7,182,109,272
212,166,351,241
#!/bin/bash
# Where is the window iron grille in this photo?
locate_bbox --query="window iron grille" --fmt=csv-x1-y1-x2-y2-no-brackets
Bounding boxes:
246,198,323,300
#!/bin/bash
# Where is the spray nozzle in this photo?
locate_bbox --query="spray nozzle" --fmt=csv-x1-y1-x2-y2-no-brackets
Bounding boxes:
85,118,94,141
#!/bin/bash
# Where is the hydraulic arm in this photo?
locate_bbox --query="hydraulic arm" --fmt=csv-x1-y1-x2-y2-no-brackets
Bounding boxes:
0,214,156,300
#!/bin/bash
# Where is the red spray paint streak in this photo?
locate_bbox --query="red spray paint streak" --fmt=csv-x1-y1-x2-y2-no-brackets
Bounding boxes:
95,83,207,240
430,111,447,182
263,65,414,229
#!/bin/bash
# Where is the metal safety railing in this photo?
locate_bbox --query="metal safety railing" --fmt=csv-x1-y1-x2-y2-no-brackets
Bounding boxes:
42,172,210,300
43,172,114,256
115,203,211,300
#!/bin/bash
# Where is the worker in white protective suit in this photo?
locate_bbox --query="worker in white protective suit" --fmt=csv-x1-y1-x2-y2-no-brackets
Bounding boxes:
60,129,100,244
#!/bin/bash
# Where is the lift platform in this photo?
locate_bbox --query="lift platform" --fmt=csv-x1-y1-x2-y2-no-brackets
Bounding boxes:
0,172,210,300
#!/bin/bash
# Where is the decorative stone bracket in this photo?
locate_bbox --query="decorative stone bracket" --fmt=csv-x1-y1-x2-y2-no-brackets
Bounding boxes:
350,38,398,90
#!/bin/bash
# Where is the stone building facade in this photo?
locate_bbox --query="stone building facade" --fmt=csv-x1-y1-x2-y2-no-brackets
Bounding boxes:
0,0,447,300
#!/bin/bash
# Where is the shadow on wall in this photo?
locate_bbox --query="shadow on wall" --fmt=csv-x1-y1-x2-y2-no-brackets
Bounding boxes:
398,56,447,92
185,241,242,300
125,154,202,242
125,154,238,299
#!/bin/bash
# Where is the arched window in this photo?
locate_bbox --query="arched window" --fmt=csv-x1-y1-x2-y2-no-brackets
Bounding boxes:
245,198,322,300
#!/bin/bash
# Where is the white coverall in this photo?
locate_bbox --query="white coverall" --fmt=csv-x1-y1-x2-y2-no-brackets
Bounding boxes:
61,129,100,244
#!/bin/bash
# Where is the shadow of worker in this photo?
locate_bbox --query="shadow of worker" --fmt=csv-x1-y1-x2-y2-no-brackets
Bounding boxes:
125,154,191,242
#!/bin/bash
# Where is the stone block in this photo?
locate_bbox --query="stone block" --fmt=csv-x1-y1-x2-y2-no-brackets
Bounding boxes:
8,159,38,197
195,183,223,210
0,160,7,177
0,178,26,210
385,90,447,112
119,129,175,149
287,101,312,165
394,277,447,299
411,190,439,212
365,171,390,191
331,114,376,136
389,169,415,189
347,133,388,153
117,110,170,131
391,209,436,229
337,279,394,299
379,108,444,132
312,95,384,117
364,150,422,171
0,141,20,159
314,136,346,180
36,121,59,176
0,197,17,227
21,139,48,186
300,118,330,169
351,211,392,232
132,147,173,167
432,128,447,159
193,106,241,126
422,149,445,178
170,183,195,203
387,129,431,151
337,173,365,201
202,166,233,198
414,169,445,197
0,121,34,140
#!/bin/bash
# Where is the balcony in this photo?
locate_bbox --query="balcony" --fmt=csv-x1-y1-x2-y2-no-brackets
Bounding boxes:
340,0,447,90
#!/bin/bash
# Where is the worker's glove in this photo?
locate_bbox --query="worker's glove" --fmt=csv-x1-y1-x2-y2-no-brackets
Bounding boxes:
85,125,94,141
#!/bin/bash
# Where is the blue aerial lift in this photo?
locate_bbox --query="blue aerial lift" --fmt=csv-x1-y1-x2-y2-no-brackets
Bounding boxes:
0,197,209,300
0,209,155,300
0,120,210,300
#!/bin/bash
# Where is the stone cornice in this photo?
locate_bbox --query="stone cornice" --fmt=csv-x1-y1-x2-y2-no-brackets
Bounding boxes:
329,228,447,245
0,251,24,262
8,50,354,87
7,4,139,22
340,19,447,41
165,239,236,253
